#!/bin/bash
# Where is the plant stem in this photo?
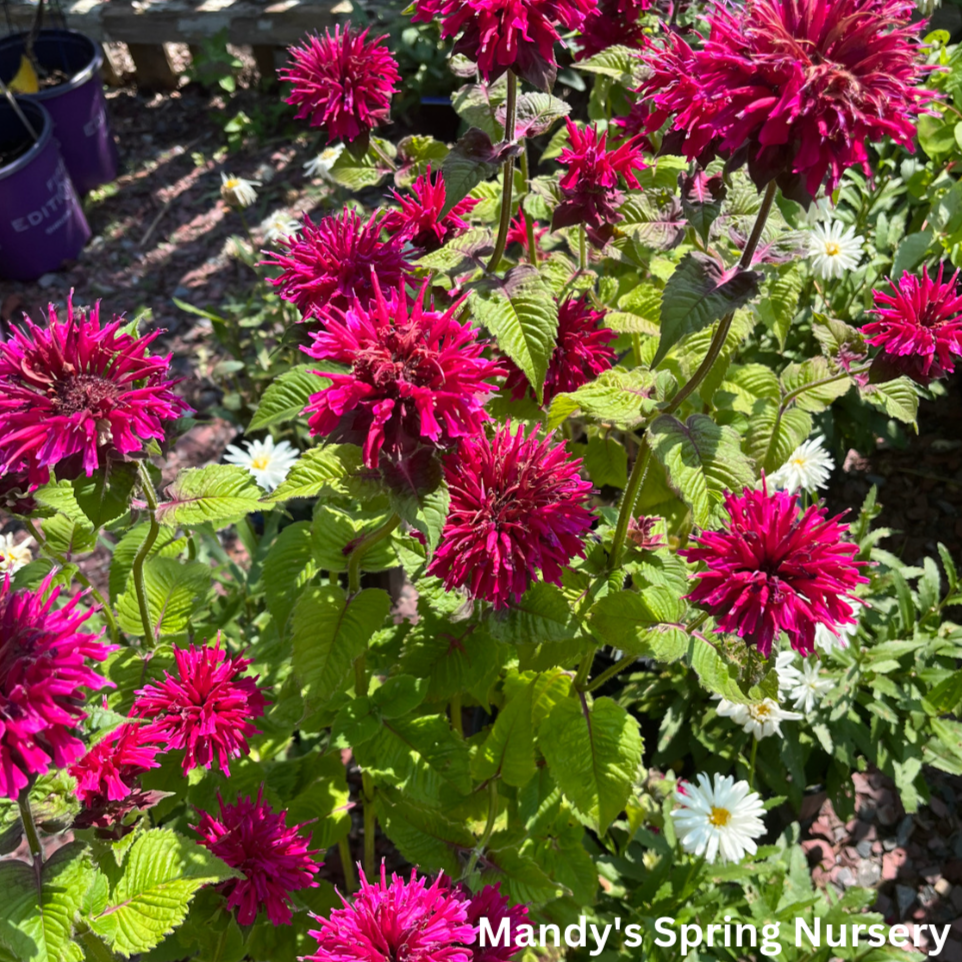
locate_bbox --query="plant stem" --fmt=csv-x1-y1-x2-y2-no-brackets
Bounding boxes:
18,790,43,896
132,462,161,644
574,646,597,691
362,771,377,879
347,513,401,596
579,224,588,272
748,737,759,789
664,180,778,416
463,779,499,880
338,836,358,893
486,70,518,273
450,693,464,737
25,520,119,645
607,439,652,572
518,145,538,267
585,654,637,693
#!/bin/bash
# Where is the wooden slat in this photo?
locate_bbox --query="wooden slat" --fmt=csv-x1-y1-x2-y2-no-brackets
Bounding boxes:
2,0,348,45
127,42,179,89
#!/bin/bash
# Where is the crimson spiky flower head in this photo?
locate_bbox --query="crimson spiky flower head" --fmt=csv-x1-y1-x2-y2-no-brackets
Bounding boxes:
193,788,321,926
680,484,868,657
640,0,932,202
427,425,595,607
0,298,190,486
505,207,548,259
0,573,115,799
303,278,507,469
131,640,267,777
577,0,650,60
305,867,475,962
381,167,479,253
460,883,529,962
552,120,647,247
863,266,962,385
69,722,163,808
263,208,412,318
504,295,616,404
412,0,597,90
282,25,400,144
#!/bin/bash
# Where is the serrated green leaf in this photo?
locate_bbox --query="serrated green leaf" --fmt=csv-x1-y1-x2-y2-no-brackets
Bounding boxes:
262,521,317,633
34,480,96,556
267,444,376,502
389,481,450,557
547,368,658,430
115,558,211,638
372,675,429,719
472,670,537,787
311,506,398,573
379,792,477,878
512,92,570,137
860,377,920,427
649,414,756,528
452,81,507,142
583,434,628,488
780,357,853,413
248,366,330,431
745,399,813,475
89,829,237,957
440,128,500,217
155,465,262,529
539,696,642,834
757,263,804,350
489,582,580,645
291,585,391,708
72,461,137,529
588,588,689,661
573,45,646,86
108,524,186,603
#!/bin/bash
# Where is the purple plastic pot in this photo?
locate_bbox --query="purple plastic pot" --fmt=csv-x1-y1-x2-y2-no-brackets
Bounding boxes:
0,29,119,193
0,98,90,281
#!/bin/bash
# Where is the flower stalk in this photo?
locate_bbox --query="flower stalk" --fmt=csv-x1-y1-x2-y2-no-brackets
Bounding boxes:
133,461,162,644
486,70,518,273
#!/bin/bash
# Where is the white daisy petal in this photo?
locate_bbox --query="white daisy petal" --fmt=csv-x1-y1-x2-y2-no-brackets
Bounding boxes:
672,772,766,865
716,696,802,740
221,172,261,209
768,436,835,493
0,533,34,574
224,436,300,492
808,220,863,280
261,210,302,244
815,596,862,652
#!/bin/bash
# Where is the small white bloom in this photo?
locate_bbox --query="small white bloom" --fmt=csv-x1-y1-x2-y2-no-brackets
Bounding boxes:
220,172,261,209
304,144,344,180
261,210,302,244
775,650,800,691
715,697,803,740
917,0,940,14
801,196,833,226
0,533,33,574
768,436,835,493
784,659,833,714
672,772,766,864
224,436,299,492
808,221,863,280
815,597,862,653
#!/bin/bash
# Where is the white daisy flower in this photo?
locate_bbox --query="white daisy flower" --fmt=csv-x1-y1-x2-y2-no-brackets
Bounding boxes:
808,221,863,280
775,650,800,691
224,436,299,492
0,532,33,574
304,144,344,180
261,210,302,244
801,196,833,227
783,659,833,714
768,436,835,493
672,772,766,864
814,597,862,653
220,172,261,209
715,697,803,740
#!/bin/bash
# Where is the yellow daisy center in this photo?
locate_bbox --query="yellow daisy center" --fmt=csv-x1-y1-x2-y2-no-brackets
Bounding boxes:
225,178,240,190
251,455,271,470
824,241,841,256
749,702,772,720
709,806,731,827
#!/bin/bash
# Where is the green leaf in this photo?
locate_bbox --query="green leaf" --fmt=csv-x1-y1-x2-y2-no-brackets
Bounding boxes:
292,586,390,708
472,671,537,787
248,365,329,431
745,399,813,475
72,461,137,529
327,140,393,190
311,506,398,573
0,843,96,962
389,480,450,557
452,82,506,142
373,675,429,719
262,521,317,633
892,230,933,277
573,45,646,86
539,696,642,834
115,558,211,638
546,368,659,431
108,524,186,603
480,839,565,905
489,582,580,645
649,414,756,528
615,282,662,333
89,829,237,957
588,588,689,661
471,266,558,404
511,92,570,137
860,377,919,427
652,253,761,367
780,357,852,413
379,792,476,878
583,435,628,488
756,263,804,350
618,195,686,251
33,481,96,555
355,714,472,804
440,128,500,217
267,444,376,502
155,465,262,529
415,228,493,276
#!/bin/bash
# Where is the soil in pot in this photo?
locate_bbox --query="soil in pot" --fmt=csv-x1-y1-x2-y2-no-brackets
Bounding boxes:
0,127,34,168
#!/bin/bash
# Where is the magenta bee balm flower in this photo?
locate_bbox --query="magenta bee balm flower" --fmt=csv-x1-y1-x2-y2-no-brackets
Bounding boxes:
382,167,479,253
303,278,506,469
412,0,598,89
863,266,962,385
69,722,163,807
0,573,115,799
193,788,320,926
503,294,616,404
681,485,868,658
282,25,400,144
461,883,529,962
552,120,647,246
640,0,931,200
264,208,412,318
0,298,190,485
131,641,267,777
427,425,595,607
576,0,650,60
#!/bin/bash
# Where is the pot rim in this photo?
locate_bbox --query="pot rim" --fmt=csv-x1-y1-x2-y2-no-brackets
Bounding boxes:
0,98,52,182
0,28,104,99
